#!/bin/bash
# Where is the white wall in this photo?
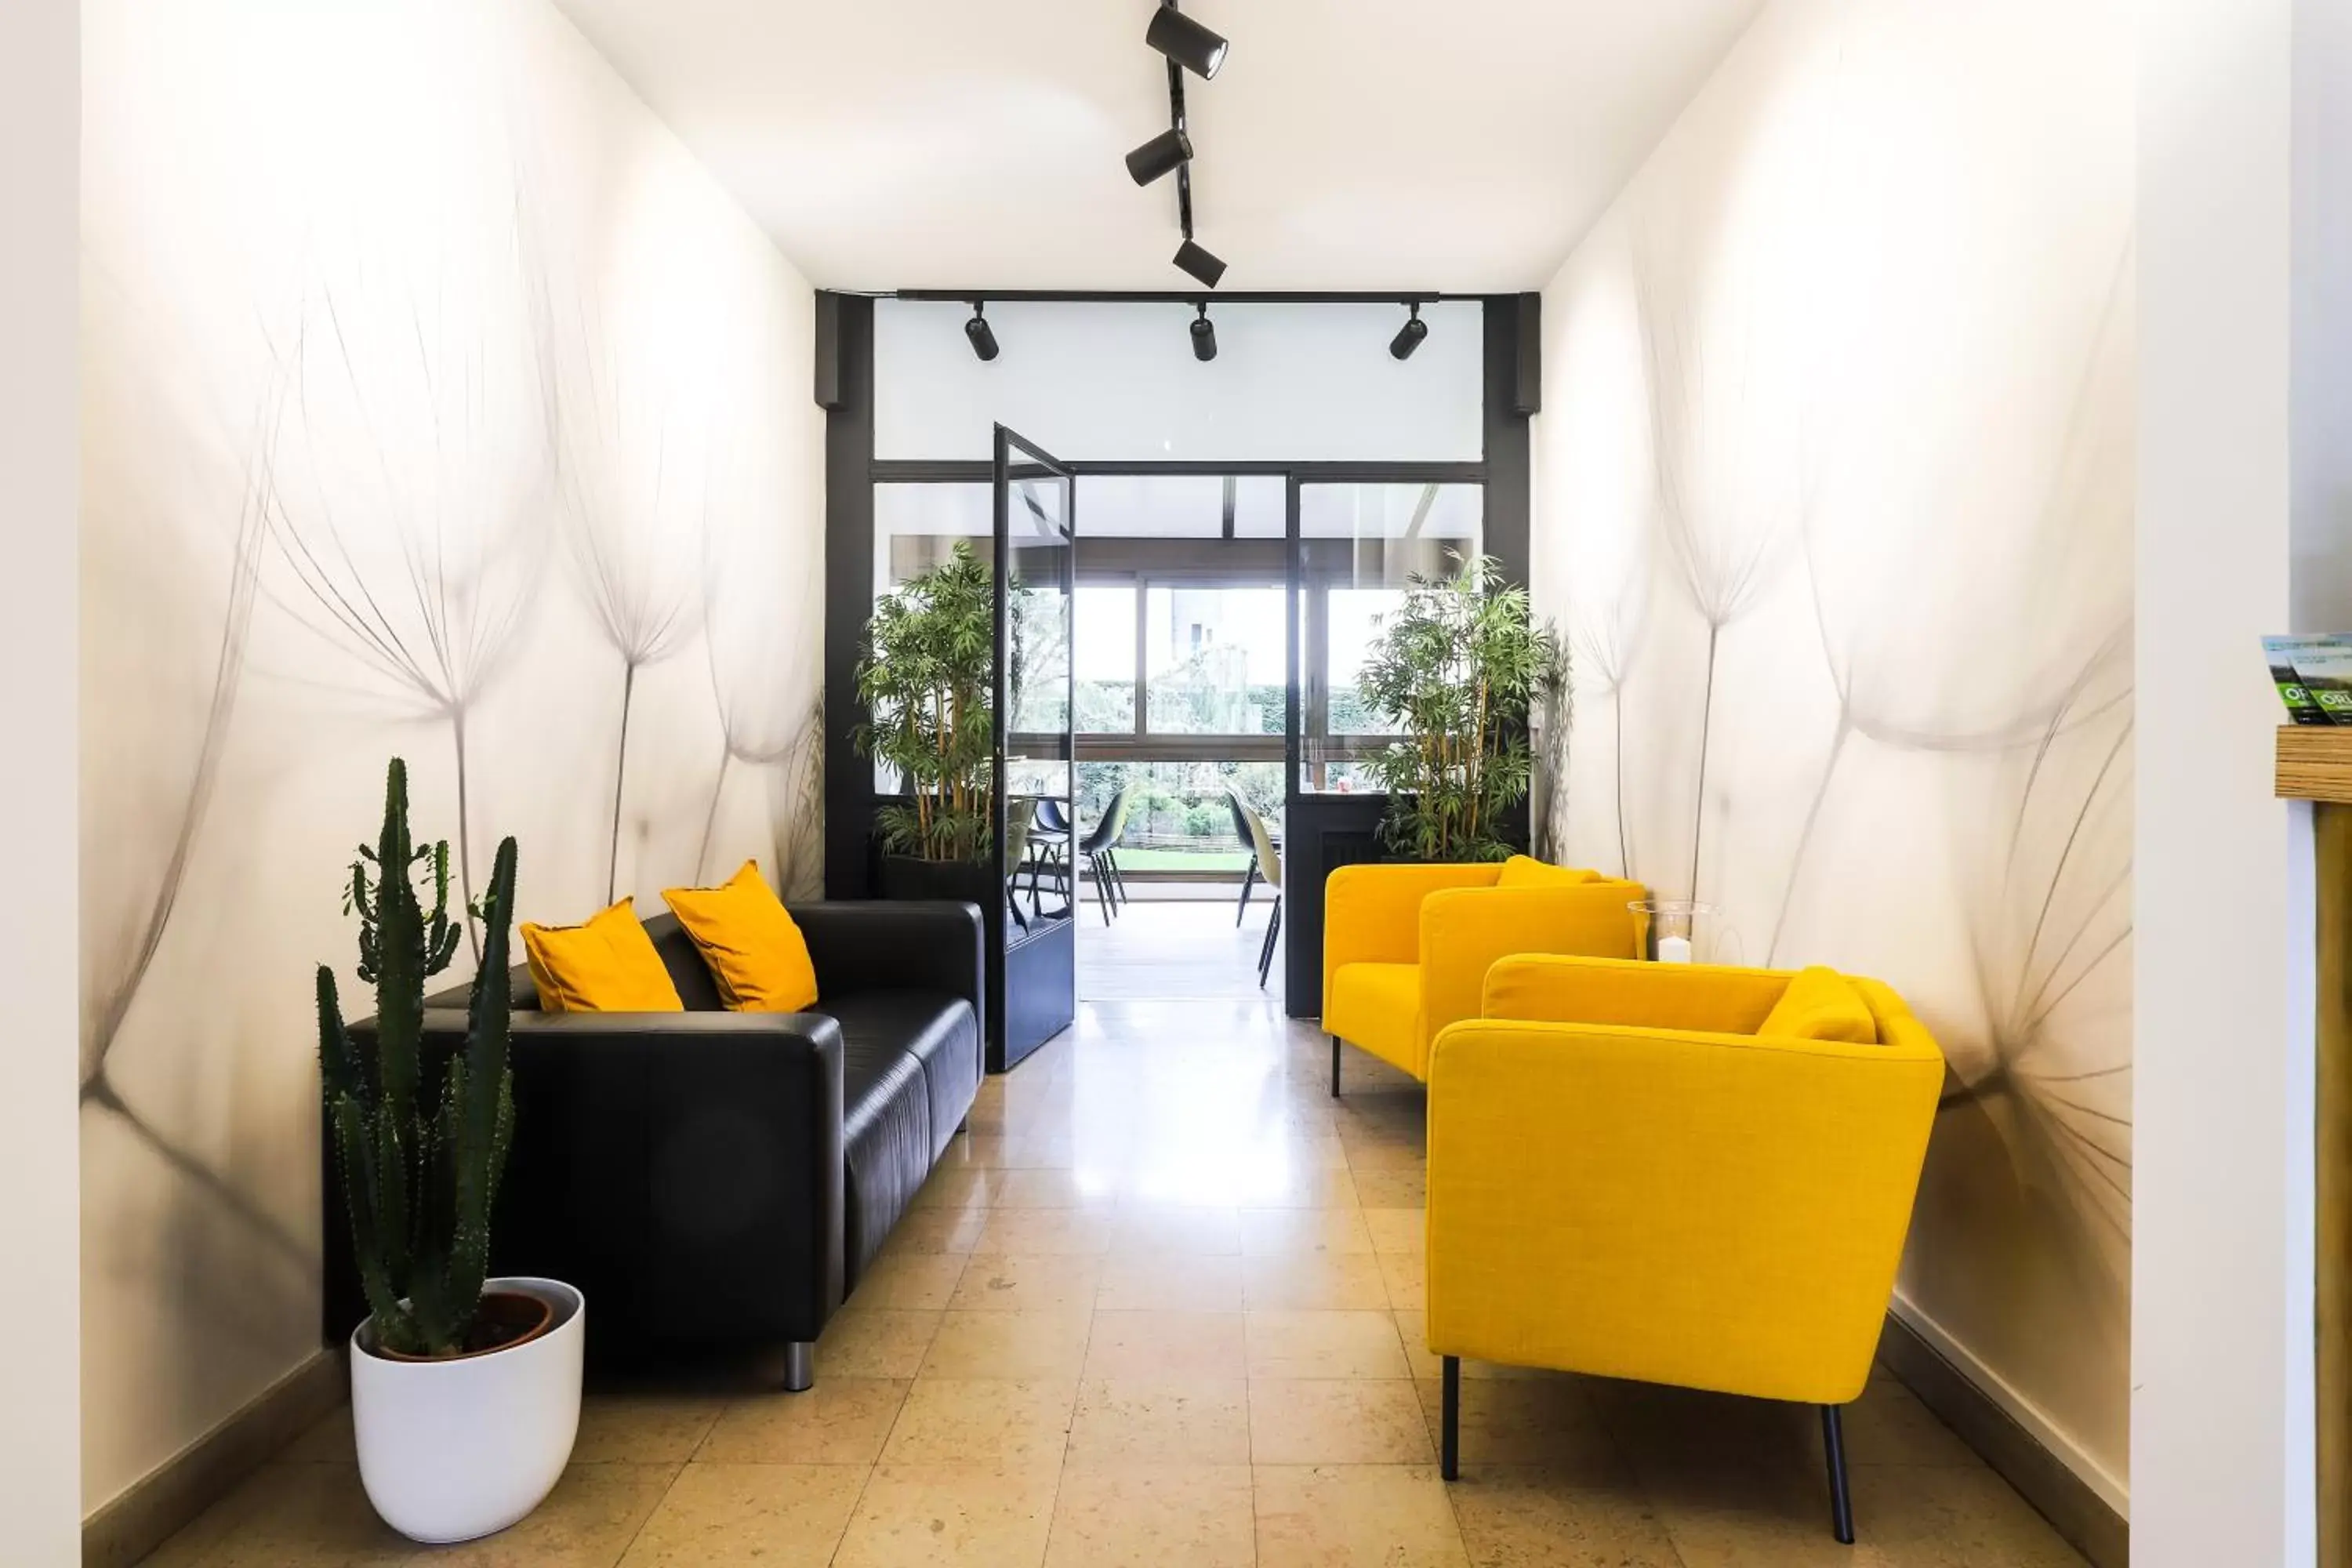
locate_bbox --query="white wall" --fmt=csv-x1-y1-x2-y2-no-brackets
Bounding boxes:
1535,0,2135,1506
0,0,85,1560
78,0,823,1515
2136,0,2318,1562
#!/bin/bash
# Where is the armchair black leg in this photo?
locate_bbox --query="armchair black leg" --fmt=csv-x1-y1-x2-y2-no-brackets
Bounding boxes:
1820,1403,1855,1544
1330,1035,1341,1098
1440,1356,1461,1480
1108,850,1130,905
1091,855,1115,926
1236,862,1258,926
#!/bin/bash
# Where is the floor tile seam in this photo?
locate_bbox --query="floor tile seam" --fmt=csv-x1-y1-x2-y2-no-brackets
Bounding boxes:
604,1457,689,1568
822,1451,887,1568
1587,1399,1696,1568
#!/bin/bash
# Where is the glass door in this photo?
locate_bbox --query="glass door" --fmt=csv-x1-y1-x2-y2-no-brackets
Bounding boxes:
993,426,1076,1069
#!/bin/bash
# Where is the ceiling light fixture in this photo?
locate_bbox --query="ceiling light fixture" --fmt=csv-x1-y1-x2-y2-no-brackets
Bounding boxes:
964,301,999,362
1389,303,1428,361
1191,302,1218,362
1173,239,1227,289
1146,3,1229,79
1132,2,1229,286
1125,126,1192,187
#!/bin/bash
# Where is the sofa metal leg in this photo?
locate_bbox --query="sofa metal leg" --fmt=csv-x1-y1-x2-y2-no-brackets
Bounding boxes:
1820,1403,1854,1544
1330,1035,1341,1098
784,1341,815,1394
1440,1356,1461,1481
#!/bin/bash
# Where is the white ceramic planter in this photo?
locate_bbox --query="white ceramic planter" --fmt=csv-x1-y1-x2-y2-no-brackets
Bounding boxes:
349,1277,584,1544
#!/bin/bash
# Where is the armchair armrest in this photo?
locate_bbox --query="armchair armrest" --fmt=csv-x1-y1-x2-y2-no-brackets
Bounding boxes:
1419,887,1645,1044
1424,1017,1942,1404
1323,862,1502,1012
1481,953,1790,1035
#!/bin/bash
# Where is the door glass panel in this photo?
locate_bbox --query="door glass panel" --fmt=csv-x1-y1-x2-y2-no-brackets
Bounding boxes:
1001,459,1073,821
1296,482,1483,793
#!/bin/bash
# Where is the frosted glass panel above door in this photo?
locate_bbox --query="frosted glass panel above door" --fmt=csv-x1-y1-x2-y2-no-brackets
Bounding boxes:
874,299,1483,462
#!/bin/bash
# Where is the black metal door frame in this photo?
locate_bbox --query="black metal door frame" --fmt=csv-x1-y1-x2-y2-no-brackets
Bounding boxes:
822,292,1540,1023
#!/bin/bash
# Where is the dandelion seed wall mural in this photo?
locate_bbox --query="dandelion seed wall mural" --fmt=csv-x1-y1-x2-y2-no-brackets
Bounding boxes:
78,0,824,1512
1534,0,2133,1504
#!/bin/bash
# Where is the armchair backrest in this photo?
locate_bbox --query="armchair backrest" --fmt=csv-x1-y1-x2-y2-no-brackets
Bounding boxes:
1483,953,1788,1034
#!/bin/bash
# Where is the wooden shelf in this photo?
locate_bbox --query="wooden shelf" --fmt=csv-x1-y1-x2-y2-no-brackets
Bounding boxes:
2279,726,2352,804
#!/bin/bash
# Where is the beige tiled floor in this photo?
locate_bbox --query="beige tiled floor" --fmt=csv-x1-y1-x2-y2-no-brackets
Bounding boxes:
145,908,2087,1566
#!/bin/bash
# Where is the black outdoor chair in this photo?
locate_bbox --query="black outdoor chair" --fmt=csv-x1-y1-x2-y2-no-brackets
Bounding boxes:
1078,786,1134,925
1225,786,1266,927
1231,793,1284,986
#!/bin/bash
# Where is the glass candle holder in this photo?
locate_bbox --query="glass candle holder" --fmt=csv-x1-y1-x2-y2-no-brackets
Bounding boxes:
1629,900,1715,964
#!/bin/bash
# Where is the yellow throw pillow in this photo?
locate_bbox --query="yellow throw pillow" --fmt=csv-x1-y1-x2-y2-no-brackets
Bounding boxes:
520,898,685,1014
661,860,820,1013
1758,966,1878,1044
1495,855,1597,889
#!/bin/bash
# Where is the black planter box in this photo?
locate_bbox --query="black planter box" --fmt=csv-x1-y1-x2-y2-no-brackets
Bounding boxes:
878,854,1073,1073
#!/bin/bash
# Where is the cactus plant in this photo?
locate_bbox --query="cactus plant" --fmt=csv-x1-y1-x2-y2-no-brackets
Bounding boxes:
318,757,521,1358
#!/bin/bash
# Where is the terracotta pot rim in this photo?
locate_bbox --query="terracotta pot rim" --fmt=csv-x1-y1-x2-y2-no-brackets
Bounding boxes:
360,1288,556,1365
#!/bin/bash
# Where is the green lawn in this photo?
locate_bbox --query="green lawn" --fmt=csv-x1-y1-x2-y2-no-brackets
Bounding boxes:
1112,848,1250,873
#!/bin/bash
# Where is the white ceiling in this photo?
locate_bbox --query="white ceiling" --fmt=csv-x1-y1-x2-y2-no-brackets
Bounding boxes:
552,0,1763,292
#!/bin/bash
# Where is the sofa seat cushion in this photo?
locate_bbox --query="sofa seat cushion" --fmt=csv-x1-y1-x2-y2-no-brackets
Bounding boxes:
822,991,981,1167
831,1033,931,1290
1327,961,1427,1080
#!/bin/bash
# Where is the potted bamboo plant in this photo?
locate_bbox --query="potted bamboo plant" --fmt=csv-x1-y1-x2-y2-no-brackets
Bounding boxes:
1358,554,1563,862
318,759,581,1544
854,540,999,902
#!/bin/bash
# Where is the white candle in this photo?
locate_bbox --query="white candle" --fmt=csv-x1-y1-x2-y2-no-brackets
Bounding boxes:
1657,935,1693,964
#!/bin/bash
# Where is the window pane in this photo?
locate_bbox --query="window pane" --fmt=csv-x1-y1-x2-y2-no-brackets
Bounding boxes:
1299,483,1483,793
1075,584,1137,733
1145,586,1286,735
1327,589,1404,735
871,482,991,794
1076,760,1284,874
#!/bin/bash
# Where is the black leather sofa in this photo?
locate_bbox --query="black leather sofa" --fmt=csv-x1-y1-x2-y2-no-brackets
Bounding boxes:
321,901,983,1390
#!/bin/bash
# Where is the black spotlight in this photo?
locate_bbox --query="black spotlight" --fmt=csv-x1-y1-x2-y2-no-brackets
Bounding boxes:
1146,4,1229,80
1389,303,1428,361
964,302,999,362
1190,302,1218,362
1173,238,1227,288
1125,126,1192,187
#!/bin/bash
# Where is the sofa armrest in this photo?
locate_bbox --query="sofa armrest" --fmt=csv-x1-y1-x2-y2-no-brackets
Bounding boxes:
1417,887,1646,1044
1424,1016,1942,1404
1480,953,1791,1035
325,1007,850,1349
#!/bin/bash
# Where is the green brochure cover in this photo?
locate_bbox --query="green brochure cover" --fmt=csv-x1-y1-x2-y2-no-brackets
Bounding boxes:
2281,637,2352,724
2267,637,2336,724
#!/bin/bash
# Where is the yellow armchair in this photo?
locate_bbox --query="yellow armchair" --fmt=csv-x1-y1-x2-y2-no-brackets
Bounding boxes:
1319,859,1645,1094
1425,953,1944,1544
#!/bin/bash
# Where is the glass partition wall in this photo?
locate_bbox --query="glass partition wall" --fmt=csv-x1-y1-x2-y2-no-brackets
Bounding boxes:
837,294,1527,1029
